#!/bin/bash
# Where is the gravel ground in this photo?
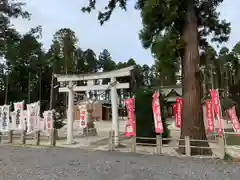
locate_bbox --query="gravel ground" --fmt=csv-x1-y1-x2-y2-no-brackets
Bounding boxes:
0,146,239,180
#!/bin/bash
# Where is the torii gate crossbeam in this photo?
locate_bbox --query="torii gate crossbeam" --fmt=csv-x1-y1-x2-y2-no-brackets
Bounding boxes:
54,66,134,146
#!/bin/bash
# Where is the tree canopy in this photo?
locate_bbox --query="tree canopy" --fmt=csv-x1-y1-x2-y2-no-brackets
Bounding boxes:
81,0,233,155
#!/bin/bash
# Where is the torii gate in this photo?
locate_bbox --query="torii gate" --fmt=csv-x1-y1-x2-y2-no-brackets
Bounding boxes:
54,66,134,145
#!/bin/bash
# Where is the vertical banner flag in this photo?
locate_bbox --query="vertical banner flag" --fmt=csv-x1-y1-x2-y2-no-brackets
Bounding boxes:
13,101,24,130
38,116,45,132
172,103,177,125
225,106,240,135
205,100,214,133
124,97,135,136
0,105,10,132
26,102,39,134
26,103,34,133
210,89,223,136
43,110,53,131
23,110,27,130
176,97,183,128
152,91,163,133
11,111,16,129
78,104,88,128
35,101,41,131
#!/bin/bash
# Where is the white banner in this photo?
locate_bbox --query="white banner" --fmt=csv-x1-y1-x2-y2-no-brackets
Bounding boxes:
23,110,27,130
43,110,53,132
39,117,45,132
26,102,40,134
35,101,41,131
78,104,87,128
12,101,25,130
0,105,10,132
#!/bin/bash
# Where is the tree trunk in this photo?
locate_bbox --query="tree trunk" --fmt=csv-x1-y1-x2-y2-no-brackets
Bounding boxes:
202,70,206,98
179,1,212,155
4,73,8,104
28,71,31,104
39,69,42,101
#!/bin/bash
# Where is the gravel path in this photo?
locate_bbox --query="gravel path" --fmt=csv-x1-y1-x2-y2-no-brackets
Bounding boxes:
0,146,239,180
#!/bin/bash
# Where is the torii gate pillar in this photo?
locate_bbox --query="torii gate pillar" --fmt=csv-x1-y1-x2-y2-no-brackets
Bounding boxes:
110,77,119,146
67,81,74,144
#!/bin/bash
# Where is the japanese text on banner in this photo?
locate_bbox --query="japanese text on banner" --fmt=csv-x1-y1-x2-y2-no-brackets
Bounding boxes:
225,106,240,135
176,97,183,128
152,91,163,133
43,110,53,131
210,89,223,136
205,100,214,133
13,101,24,130
0,105,10,132
78,104,87,128
124,97,135,136
26,102,40,134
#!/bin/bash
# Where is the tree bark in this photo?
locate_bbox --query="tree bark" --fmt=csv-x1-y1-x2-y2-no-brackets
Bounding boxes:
179,1,212,155
4,72,8,104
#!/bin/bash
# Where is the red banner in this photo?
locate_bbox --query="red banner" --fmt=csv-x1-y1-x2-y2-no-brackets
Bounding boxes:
152,91,163,133
78,105,87,128
124,97,135,136
205,100,214,133
210,89,223,136
225,106,240,136
172,103,177,125
175,97,183,128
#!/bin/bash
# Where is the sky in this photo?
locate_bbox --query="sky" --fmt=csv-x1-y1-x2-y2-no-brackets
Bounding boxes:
12,0,240,66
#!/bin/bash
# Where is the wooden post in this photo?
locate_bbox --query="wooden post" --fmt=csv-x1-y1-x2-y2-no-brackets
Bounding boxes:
156,134,162,155
8,130,13,143
50,129,56,146
0,132,2,144
108,130,114,151
185,136,191,156
35,131,40,145
131,135,136,153
20,130,26,144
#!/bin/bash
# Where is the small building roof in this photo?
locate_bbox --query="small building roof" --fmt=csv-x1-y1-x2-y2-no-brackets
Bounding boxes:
159,85,182,96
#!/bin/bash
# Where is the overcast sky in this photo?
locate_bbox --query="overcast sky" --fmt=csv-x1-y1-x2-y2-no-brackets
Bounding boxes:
12,0,239,66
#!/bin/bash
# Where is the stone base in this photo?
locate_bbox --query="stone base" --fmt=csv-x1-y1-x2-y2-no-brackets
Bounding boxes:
114,143,126,148
83,127,97,136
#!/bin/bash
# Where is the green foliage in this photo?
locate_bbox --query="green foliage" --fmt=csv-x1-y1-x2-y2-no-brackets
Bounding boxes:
135,88,170,144
53,111,66,129
138,0,231,50
99,49,116,72
53,28,78,74
224,152,233,162
1,0,30,56
221,97,240,119
83,49,99,73
200,43,240,96
137,0,231,89
0,23,154,109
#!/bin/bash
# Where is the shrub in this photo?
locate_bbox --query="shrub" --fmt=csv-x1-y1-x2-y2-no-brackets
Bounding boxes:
221,97,240,118
52,110,66,129
135,88,170,144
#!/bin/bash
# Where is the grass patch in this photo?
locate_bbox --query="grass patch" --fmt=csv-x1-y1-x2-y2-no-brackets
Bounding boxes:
224,129,240,146
224,152,233,162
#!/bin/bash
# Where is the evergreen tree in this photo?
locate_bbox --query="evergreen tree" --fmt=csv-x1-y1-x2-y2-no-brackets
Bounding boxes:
82,0,231,155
